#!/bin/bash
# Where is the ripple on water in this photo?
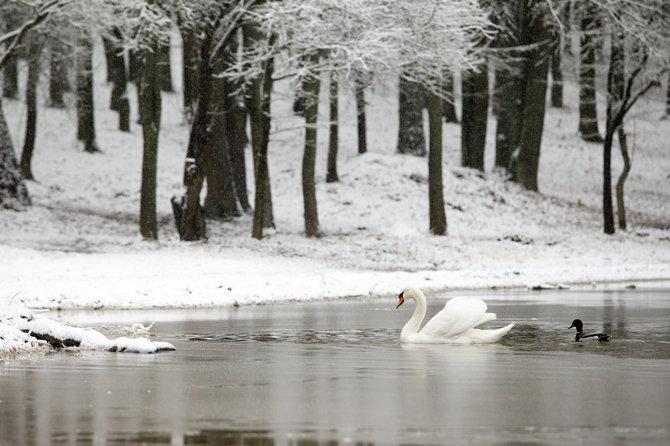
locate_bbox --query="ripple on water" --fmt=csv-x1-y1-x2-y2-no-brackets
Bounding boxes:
188,328,398,345
187,323,670,360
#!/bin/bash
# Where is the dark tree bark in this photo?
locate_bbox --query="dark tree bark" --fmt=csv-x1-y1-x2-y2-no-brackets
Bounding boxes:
302,53,321,237
139,34,162,240
515,8,552,192
227,91,251,213
666,73,670,116
355,84,367,154
603,28,625,235
2,54,18,99
578,5,602,142
245,27,274,239
20,39,41,181
202,52,240,219
550,38,563,108
426,90,447,235
0,99,30,208
128,49,142,84
326,74,339,183
461,61,489,171
76,35,99,153
397,76,426,156
173,28,230,241
442,71,459,123
178,20,199,122
159,38,173,92
494,65,525,172
615,127,630,230
102,35,116,83
48,40,68,108
106,29,130,132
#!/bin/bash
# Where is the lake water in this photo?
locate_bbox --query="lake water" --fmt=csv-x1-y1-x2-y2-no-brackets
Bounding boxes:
2,287,670,445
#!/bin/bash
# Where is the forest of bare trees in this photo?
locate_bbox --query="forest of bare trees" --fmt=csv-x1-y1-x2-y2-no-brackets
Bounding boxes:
1,0,669,238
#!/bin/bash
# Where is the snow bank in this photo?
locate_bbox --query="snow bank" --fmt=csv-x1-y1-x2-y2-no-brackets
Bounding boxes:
0,303,175,356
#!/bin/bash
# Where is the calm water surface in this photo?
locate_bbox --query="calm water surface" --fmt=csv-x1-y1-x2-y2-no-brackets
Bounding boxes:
1,287,670,445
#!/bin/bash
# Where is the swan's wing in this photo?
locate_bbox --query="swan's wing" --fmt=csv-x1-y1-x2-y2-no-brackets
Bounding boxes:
420,297,491,339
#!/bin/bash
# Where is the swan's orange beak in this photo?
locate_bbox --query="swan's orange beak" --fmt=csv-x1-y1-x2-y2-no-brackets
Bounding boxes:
396,293,405,309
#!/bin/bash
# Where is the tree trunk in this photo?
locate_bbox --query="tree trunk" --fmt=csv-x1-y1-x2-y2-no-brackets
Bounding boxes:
48,40,68,108
578,6,602,142
107,29,130,132
179,22,199,122
397,76,426,156
227,92,251,213
604,27,625,235
245,27,274,239
493,0,527,173
202,54,239,219
666,72,670,116
616,127,630,230
102,35,116,83
461,61,488,171
76,36,99,153
326,75,339,183
426,90,447,235
20,40,41,181
442,71,458,123
550,38,563,108
515,9,551,192
2,53,18,99
174,29,227,241
159,38,173,92
128,49,142,84
494,65,525,173
139,33,162,240
356,84,367,154
0,99,30,208
602,127,615,234
302,53,321,237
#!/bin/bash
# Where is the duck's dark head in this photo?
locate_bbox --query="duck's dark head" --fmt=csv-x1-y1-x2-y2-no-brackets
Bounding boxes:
569,319,583,333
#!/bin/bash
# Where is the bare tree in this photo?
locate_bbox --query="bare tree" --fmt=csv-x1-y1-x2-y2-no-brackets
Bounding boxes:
587,0,670,234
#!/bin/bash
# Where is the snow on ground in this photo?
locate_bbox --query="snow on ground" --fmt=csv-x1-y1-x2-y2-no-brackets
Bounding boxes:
1,39,669,355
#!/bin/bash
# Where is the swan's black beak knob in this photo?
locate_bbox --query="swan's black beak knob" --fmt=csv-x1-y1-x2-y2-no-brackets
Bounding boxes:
396,292,405,309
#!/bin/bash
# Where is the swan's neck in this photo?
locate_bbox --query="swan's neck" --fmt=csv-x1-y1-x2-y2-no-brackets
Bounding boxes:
401,290,427,339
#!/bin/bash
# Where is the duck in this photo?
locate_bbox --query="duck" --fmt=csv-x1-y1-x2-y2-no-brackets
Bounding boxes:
396,287,514,344
569,319,610,342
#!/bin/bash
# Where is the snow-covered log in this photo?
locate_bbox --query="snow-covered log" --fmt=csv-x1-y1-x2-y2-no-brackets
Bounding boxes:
1,305,175,355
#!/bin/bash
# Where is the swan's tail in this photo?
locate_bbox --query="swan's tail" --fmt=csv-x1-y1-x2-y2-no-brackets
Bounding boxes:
465,322,515,344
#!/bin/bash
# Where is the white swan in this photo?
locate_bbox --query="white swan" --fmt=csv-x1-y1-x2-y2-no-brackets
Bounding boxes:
396,287,514,344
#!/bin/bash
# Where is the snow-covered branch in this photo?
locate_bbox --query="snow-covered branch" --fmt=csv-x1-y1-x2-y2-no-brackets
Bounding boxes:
226,0,496,97
0,0,68,69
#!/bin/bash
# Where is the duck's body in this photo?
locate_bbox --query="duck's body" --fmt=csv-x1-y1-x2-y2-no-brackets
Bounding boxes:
569,319,610,342
396,287,514,344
